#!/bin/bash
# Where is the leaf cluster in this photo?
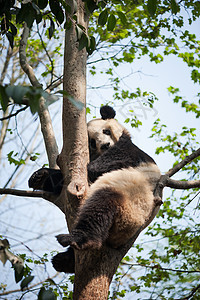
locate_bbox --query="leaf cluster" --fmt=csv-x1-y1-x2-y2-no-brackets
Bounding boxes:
0,85,58,114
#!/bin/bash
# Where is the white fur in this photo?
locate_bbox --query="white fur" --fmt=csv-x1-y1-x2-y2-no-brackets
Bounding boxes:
86,116,161,248
87,118,129,155
87,163,161,247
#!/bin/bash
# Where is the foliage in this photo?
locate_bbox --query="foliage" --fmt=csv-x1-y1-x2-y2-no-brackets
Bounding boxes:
0,0,200,299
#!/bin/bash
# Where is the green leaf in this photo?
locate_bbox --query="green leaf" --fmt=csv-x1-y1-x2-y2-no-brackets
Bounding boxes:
107,14,116,31
85,0,98,13
117,11,126,25
0,85,9,111
9,22,17,36
20,275,34,291
48,18,55,39
49,0,64,24
76,24,84,40
16,4,35,28
38,287,56,300
46,278,56,285
6,32,14,48
56,90,84,110
98,9,108,26
86,35,96,55
5,86,29,104
78,33,88,51
171,0,179,14
32,3,42,24
7,151,25,166
64,19,72,30
147,0,157,17
38,0,48,9
14,266,24,283
32,3,41,15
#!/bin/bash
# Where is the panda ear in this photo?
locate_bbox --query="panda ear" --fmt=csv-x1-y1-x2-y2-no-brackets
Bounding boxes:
100,106,116,120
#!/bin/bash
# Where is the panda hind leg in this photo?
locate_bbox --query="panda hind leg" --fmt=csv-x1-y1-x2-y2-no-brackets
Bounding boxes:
52,247,75,273
57,188,121,250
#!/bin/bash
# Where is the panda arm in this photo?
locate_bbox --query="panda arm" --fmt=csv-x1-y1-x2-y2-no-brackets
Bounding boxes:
28,168,63,194
88,133,156,183
88,133,132,182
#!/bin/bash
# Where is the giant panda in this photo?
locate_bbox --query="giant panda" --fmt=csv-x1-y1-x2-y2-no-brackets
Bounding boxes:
28,106,161,273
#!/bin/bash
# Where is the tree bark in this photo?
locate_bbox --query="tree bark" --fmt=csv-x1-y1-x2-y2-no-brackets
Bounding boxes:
58,0,89,227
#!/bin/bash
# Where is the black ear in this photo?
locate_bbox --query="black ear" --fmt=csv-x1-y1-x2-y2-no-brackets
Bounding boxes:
100,106,116,120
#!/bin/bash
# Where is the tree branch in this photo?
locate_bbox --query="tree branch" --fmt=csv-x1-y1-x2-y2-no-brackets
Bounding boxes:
123,262,200,274
0,274,58,296
0,188,65,213
19,22,59,168
19,24,41,88
0,46,13,84
0,105,28,121
175,283,200,300
166,178,200,189
166,147,200,177
0,188,43,197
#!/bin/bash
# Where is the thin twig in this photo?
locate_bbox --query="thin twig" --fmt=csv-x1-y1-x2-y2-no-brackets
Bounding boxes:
123,262,200,274
0,105,28,121
0,274,58,296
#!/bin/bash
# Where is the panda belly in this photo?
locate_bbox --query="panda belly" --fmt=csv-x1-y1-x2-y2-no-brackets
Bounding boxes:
88,164,160,248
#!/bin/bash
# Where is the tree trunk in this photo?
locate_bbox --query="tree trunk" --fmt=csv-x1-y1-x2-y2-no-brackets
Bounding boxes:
58,1,125,298
58,0,89,226
59,1,163,299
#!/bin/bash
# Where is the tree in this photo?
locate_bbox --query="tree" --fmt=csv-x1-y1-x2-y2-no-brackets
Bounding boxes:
0,0,200,299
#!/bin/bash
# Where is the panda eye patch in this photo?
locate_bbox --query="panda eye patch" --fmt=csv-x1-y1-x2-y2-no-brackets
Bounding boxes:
90,138,96,149
103,129,111,136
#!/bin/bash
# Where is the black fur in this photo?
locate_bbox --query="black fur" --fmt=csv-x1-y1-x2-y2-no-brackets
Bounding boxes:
56,188,121,250
52,247,75,273
100,106,116,120
28,105,157,273
88,132,155,183
28,168,63,194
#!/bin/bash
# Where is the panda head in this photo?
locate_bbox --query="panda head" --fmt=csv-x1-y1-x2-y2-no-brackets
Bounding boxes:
87,106,129,161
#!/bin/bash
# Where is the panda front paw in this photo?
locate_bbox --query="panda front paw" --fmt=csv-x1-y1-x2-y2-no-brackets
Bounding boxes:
28,168,50,191
56,233,102,250
56,234,72,247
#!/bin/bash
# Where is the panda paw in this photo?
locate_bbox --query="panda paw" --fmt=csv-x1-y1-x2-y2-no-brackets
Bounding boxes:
56,233,83,249
52,249,75,273
56,233,102,250
28,168,49,190
56,234,72,247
